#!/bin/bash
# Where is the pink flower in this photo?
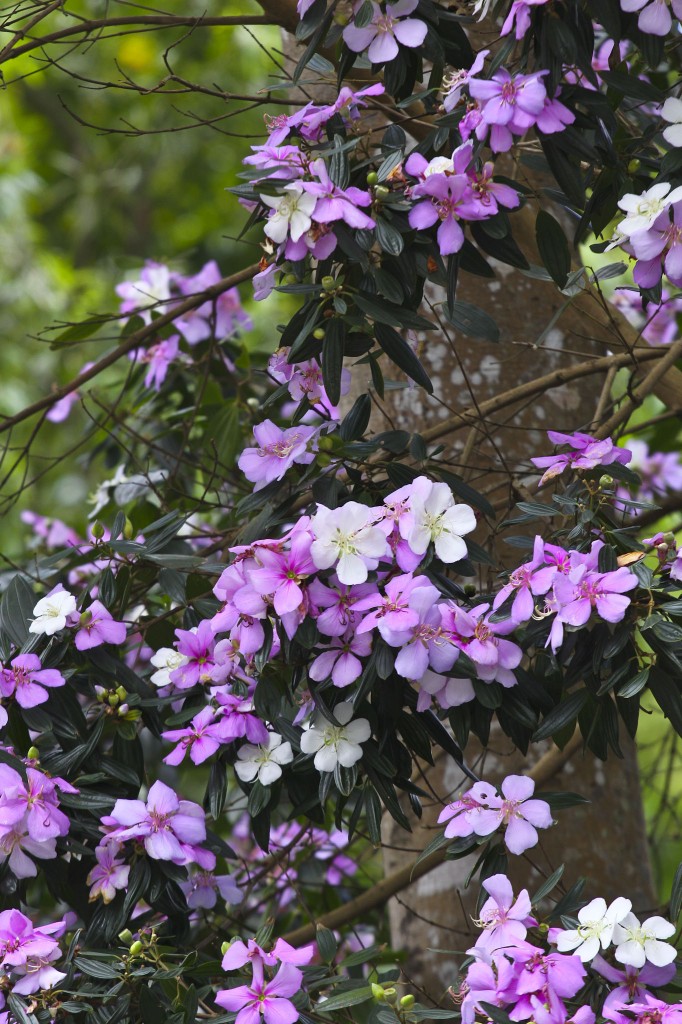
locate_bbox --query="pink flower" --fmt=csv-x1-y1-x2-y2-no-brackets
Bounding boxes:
101,780,214,868
162,706,222,766
0,654,65,709
248,534,316,617
215,961,304,1024
309,631,372,687
343,0,427,64
471,873,535,956
86,842,130,903
438,775,552,853
531,430,632,486
74,600,126,651
238,421,317,491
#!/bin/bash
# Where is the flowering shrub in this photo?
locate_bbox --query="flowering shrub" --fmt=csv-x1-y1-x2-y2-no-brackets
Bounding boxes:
0,0,681,1021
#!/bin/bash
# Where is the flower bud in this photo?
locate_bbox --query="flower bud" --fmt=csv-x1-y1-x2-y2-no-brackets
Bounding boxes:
400,995,415,1009
108,694,120,707
538,922,549,934
627,159,641,174
598,474,614,488
281,273,298,285
91,520,105,540
663,532,676,546
374,185,390,200
384,988,397,1003
464,583,477,596
366,171,379,186
321,276,336,292
79,610,93,626
129,940,143,956
95,686,107,702
313,327,326,340
247,397,260,409
372,984,386,1001
317,454,332,468
118,703,130,716
317,435,335,452
115,686,127,701
26,746,40,762
118,929,134,944
221,941,231,956
123,517,134,540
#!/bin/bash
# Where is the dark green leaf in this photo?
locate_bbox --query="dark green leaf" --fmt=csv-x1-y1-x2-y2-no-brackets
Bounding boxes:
445,301,499,342
375,322,433,393
535,210,571,288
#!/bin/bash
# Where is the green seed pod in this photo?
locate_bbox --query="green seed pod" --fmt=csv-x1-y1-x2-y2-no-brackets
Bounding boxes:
366,171,379,186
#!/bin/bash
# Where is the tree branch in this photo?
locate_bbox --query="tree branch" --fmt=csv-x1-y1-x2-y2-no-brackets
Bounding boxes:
255,0,302,35
281,731,583,946
0,264,259,435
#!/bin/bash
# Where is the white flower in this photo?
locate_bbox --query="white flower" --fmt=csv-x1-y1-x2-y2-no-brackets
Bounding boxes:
310,502,388,585
616,182,682,236
424,156,455,176
149,647,188,688
234,733,294,786
406,479,476,562
299,701,371,773
261,184,317,244
555,896,632,962
613,912,677,969
662,97,682,148
29,589,77,636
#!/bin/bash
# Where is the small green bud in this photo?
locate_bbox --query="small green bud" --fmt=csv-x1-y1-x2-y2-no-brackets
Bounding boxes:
118,703,130,716
321,276,336,292
384,988,397,1003
372,984,386,1002
26,746,40,762
464,583,477,596
123,517,134,540
663,532,676,546
538,922,549,934
118,929,134,945
221,941,231,956
108,694,120,707
627,158,641,174
313,327,326,340
400,995,415,1010
374,185,390,200
317,435,335,452
598,474,614,488
95,686,107,702
317,454,332,468
281,273,298,286
247,396,260,409
115,686,127,701
366,171,379,186
91,521,105,540
129,940,143,956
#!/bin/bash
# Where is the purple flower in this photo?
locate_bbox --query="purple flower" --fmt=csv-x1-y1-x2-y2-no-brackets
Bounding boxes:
101,780,214,867
0,654,65,709
409,171,478,255
0,909,65,995
438,775,552,853
355,572,436,640
627,202,682,289
553,565,637,631
86,842,130,903
248,534,316,617
170,621,231,689
301,160,375,231
131,335,181,391
0,765,71,843
531,430,632,486
213,693,270,745
620,0,682,34
343,0,427,64
215,961,304,1024
0,821,56,878
162,706,222,766
238,421,317,491
459,955,517,1024
471,873,535,956
309,631,372,687
181,869,242,910
74,600,126,651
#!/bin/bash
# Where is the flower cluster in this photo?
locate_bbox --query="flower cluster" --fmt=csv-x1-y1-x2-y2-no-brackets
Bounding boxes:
0,760,75,879
612,191,682,289
457,875,680,1024
530,430,632,486
0,909,65,996
216,936,314,1024
28,587,126,649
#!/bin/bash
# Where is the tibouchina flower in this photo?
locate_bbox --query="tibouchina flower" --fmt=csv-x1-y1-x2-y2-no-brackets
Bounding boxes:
342,0,427,64
404,478,476,562
616,183,682,237
86,842,130,903
662,97,682,148
555,896,632,961
149,647,189,687
438,774,553,854
300,701,371,772
234,733,294,786
612,913,677,968
310,501,388,585
29,588,77,636
215,962,303,1024
261,184,317,244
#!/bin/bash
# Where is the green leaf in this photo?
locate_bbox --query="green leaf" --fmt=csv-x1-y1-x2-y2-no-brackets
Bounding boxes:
74,955,123,979
375,217,404,256
316,986,374,1013
533,690,588,742
532,864,564,904
7,994,36,1024
0,574,35,647
375,322,433,393
535,210,571,288
321,318,347,406
669,861,682,922
316,925,338,963
354,293,434,331
445,301,499,342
